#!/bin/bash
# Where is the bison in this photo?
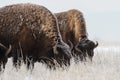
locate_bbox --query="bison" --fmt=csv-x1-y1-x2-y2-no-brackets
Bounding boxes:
0,3,72,69
55,9,98,61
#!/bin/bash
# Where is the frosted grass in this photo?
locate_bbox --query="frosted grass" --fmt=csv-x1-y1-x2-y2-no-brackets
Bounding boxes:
0,46,120,80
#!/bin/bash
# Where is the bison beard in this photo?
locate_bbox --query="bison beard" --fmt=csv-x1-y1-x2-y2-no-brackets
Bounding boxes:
0,3,72,70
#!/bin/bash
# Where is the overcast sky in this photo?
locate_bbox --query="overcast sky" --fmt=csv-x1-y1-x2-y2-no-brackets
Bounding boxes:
0,0,120,42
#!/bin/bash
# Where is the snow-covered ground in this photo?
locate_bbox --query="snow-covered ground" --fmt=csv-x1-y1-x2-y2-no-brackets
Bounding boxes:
0,45,120,80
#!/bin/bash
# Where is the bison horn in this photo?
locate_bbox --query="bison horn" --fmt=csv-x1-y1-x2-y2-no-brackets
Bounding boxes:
5,45,12,56
68,40,73,50
0,43,12,56
0,43,8,50
94,41,98,48
75,46,83,53
53,45,59,54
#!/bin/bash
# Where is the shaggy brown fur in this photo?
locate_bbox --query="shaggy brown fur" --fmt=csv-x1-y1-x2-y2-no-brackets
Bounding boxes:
55,9,87,46
0,3,71,69
55,9,98,61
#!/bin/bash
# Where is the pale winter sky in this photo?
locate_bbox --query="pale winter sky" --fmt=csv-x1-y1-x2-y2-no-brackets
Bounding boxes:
0,0,120,42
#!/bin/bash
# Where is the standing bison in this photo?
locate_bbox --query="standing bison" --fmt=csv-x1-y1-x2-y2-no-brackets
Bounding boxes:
0,3,72,69
55,9,98,61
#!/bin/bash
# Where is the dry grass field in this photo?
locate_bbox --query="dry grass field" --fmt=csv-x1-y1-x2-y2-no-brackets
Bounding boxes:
0,42,120,80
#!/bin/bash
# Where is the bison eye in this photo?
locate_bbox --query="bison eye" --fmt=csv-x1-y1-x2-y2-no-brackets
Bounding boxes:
77,44,86,50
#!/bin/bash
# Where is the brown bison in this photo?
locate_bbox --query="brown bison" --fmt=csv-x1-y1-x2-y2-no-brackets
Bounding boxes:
0,3,72,69
55,9,98,61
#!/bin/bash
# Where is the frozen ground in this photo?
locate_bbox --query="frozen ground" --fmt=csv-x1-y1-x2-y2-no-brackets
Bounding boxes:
0,45,120,80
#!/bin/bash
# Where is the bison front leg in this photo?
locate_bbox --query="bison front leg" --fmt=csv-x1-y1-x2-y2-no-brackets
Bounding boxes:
12,50,23,69
25,56,34,70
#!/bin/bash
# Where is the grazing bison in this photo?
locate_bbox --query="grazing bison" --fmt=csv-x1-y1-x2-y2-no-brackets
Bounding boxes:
0,3,72,69
55,9,98,61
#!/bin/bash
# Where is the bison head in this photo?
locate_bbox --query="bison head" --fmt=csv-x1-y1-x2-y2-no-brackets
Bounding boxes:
73,38,98,61
53,38,72,66
0,43,11,70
